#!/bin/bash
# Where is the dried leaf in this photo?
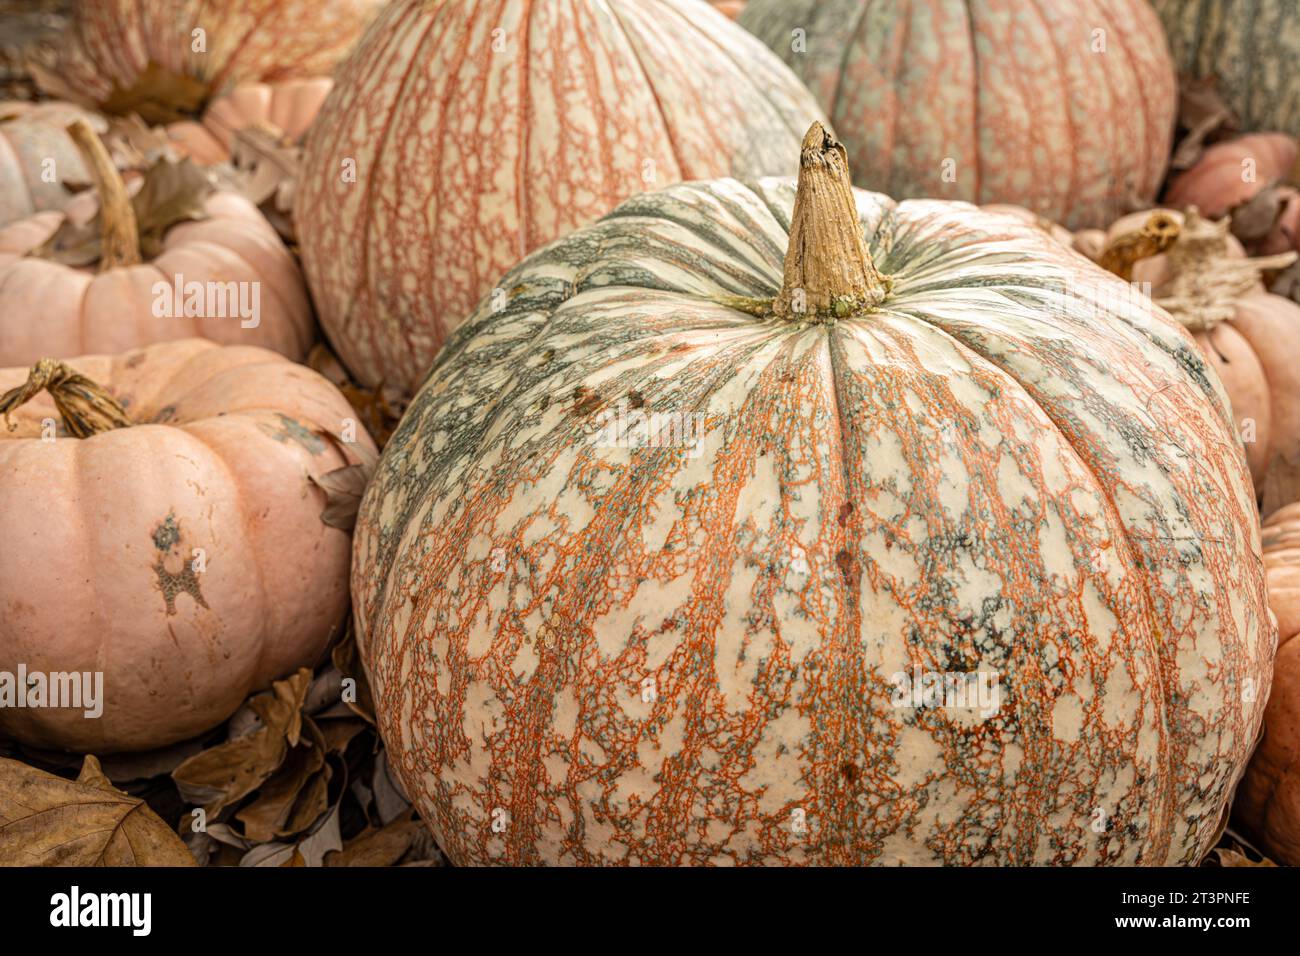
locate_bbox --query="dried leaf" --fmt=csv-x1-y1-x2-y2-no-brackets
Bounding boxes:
101,61,211,126
1170,79,1237,170
1206,847,1276,867
234,738,326,842
325,814,422,867
1230,184,1288,243
311,463,370,530
372,751,411,825
332,624,376,725
172,668,313,815
32,153,213,266
129,156,212,257
0,755,193,866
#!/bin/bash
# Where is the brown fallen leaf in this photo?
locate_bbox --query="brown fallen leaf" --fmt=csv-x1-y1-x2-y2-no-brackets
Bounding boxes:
1230,183,1288,243
1206,847,1277,867
332,623,377,725
235,733,327,842
1169,78,1237,171
326,812,422,867
0,755,193,866
34,151,214,265
172,668,313,817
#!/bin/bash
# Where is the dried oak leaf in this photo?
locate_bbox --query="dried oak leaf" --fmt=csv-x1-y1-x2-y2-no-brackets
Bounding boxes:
172,668,313,817
0,755,193,866
101,60,211,126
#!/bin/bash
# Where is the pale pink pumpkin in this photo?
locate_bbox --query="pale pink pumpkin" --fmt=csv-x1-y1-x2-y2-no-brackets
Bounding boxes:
296,0,830,392
1235,503,1300,865
740,0,1177,230
0,121,313,368
0,338,375,752
1165,133,1298,219
0,101,113,229
167,78,334,165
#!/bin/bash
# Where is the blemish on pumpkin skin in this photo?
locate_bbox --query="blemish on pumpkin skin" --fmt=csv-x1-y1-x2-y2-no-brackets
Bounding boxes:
259,413,326,455
151,510,208,616
571,386,602,417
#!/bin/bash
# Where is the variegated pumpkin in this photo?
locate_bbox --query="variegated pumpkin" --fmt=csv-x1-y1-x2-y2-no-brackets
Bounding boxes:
739,0,1177,230
297,0,829,393
353,124,1273,866
0,338,375,752
1153,0,1300,138
50,0,384,117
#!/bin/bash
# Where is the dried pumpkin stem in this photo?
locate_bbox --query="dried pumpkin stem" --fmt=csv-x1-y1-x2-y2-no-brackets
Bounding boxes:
0,358,132,438
773,122,890,320
66,117,141,271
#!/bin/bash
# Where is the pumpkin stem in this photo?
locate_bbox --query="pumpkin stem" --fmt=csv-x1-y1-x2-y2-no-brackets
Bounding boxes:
773,122,890,321
0,358,132,438
1105,208,1299,333
66,117,142,271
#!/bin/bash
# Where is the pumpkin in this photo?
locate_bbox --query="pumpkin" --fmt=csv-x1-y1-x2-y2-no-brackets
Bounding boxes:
48,0,384,122
1153,0,1300,138
352,123,1272,865
1090,209,1300,515
0,338,375,752
709,1,747,18
1165,133,1298,220
1235,503,1300,865
738,0,1176,230
0,119,313,368
296,0,830,393
166,77,334,165
0,101,106,228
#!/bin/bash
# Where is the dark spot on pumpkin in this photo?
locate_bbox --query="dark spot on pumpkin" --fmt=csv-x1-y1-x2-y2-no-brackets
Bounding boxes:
837,502,854,526
151,404,177,424
628,390,645,409
152,511,181,552
260,413,326,454
538,395,550,412
149,512,208,616
840,761,859,784
835,549,858,587
124,351,146,368
571,385,601,416
541,348,556,364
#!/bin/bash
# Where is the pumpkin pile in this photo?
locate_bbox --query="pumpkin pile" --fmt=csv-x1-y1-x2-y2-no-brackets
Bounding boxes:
0,0,1294,870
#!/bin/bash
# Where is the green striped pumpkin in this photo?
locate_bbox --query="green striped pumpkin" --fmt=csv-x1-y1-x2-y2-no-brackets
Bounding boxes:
1153,0,1300,136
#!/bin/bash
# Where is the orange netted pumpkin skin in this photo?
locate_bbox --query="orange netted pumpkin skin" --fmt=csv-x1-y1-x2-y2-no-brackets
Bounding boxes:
353,174,1272,865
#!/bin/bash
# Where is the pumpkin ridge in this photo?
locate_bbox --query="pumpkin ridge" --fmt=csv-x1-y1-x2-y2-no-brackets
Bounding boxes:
1101,0,1157,206
862,302,1180,856
1030,0,1080,218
